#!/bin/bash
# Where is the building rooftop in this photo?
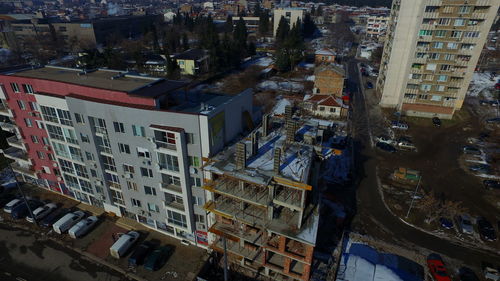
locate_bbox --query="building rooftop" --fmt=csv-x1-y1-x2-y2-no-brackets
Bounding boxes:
174,49,208,61
11,66,187,96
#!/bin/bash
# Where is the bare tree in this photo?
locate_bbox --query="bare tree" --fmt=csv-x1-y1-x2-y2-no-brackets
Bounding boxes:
416,191,466,224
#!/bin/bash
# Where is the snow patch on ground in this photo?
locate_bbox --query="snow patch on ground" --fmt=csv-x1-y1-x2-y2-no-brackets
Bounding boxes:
257,80,304,91
272,97,291,115
467,72,499,99
242,56,273,68
306,75,315,81
298,62,315,69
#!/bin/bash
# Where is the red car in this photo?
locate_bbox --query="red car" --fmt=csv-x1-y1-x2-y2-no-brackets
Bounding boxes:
427,254,452,281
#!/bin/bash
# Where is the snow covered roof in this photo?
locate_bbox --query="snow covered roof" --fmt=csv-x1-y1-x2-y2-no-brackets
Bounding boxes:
319,96,341,107
315,49,336,56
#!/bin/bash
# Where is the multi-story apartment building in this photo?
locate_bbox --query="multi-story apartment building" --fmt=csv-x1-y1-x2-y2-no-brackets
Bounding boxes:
202,108,320,281
0,66,258,246
366,15,389,38
273,7,306,37
376,0,499,119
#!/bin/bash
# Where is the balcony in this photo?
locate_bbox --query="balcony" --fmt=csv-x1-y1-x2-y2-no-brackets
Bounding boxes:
163,200,185,211
94,127,107,136
154,139,177,151
471,12,488,20
106,181,122,191
7,136,25,150
0,121,17,133
423,12,439,18
212,237,263,262
2,147,30,164
204,197,267,227
209,221,265,246
11,162,36,177
160,182,183,195
0,103,13,117
213,179,269,207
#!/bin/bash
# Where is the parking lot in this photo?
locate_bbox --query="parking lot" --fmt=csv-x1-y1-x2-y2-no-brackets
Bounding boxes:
0,183,208,281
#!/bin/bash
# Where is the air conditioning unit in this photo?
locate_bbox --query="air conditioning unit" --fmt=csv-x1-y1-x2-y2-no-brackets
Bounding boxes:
52,162,58,168
44,146,50,151
96,180,103,186
57,176,62,181
140,210,146,215
124,173,132,179
147,137,154,142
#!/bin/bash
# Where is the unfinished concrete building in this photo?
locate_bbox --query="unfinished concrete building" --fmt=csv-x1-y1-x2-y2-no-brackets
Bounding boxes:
203,109,321,281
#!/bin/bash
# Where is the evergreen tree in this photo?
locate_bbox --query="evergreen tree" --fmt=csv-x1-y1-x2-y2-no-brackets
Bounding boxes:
233,17,248,50
165,51,180,79
316,5,323,16
247,41,256,56
275,16,289,44
224,15,233,33
182,33,189,50
253,3,262,17
302,14,317,38
258,11,269,35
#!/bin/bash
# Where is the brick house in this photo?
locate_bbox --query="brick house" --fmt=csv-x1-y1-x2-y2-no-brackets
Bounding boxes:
313,65,345,98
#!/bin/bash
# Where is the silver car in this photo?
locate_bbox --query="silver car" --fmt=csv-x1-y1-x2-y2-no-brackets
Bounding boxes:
457,214,474,235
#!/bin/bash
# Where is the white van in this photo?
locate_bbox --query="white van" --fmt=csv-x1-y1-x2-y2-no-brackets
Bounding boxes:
52,211,85,234
68,216,98,238
3,198,22,213
110,231,140,259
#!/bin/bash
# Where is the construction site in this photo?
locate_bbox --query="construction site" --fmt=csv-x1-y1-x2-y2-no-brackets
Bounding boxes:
202,105,332,281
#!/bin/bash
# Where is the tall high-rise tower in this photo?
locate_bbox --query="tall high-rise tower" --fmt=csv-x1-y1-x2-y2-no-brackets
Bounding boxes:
376,0,499,119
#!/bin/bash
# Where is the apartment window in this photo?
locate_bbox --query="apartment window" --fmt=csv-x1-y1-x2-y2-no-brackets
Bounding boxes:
46,124,65,141
418,94,428,100
461,44,475,50
144,185,157,196
59,159,74,174
186,133,195,144
190,176,202,187
436,85,445,92
85,151,95,161
431,95,442,101
17,100,26,110
464,31,480,38
434,30,446,37
140,167,153,178
31,135,39,143
102,155,116,171
74,113,85,124
37,151,45,159
24,118,33,127
28,102,38,111
80,133,90,143
447,42,458,49
407,84,418,90
57,109,72,126
90,169,97,177
137,147,150,158
423,74,434,81
63,128,78,144
113,122,125,133
132,125,145,137
428,53,439,60
415,53,425,59
36,120,44,129
450,31,462,39
48,154,55,161
42,137,50,145
440,64,452,71
192,196,204,205
148,203,160,213
458,5,471,14
118,143,130,154
437,75,447,82
40,106,59,123
454,19,465,27
419,30,432,36
425,6,438,12
80,180,93,194
167,210,187,228
442,6,454,13
157,153,179,172
437,18,451,25
74,163,89,178
411,74,421,79
195,214,205,224
69,146,83,162
123,164,135,174
10,83,20,93
432,42,443,49
127,181,138,191
426,64,437,71
58,26,67,32
444,54,455,61
131,198,141,207
188,156,200,167
163,174,181,186
420,84,432,91
404,93,417,99
22,84,34,94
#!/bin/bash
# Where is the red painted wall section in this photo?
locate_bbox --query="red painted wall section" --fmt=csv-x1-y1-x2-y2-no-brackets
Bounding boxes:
1,85,61,189
0,76,156,107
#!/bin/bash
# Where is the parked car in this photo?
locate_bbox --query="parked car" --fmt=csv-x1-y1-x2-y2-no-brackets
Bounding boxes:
397,138,417,151
68,216,98,238
391,121,409,130
427,253,452,281
458,267,479,281
144,245,174,271
432,117,442,127
468,164,491,174
11,200,43,220
53,211,85,234
3,198,23,213
26,203,57,223
375,135,394,145
129,241,154,266
366,81,373,89
457,214,474,235
483,180,500,190
0,194,16,209
482,262,500,281
486,117,500,124
463,145,481,155
376,142,397,153
109,231,140,259
477,217,496,242
439,217,454,230
40,208,71,228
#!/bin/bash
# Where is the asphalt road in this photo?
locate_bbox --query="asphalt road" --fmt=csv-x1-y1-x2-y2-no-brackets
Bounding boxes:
346,59,500,266
0,223,126,281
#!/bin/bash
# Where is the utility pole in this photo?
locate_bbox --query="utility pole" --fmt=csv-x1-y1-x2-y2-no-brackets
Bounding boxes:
8,163,37,226
406,176,421,219
223,236,228,281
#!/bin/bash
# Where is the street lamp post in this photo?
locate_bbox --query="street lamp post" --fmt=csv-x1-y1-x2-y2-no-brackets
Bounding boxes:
406,176,422,219
7,163,38,226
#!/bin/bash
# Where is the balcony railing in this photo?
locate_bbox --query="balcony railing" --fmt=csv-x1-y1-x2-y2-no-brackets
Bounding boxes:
160,182,183,194
2,146,29,163
163,200,185,211
7,135,25,150
154,139,177,151
213,179,269,207
0,122,17,133
0,104,12,117
94,127,107,135
107,181,122,191
11,162,36,177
